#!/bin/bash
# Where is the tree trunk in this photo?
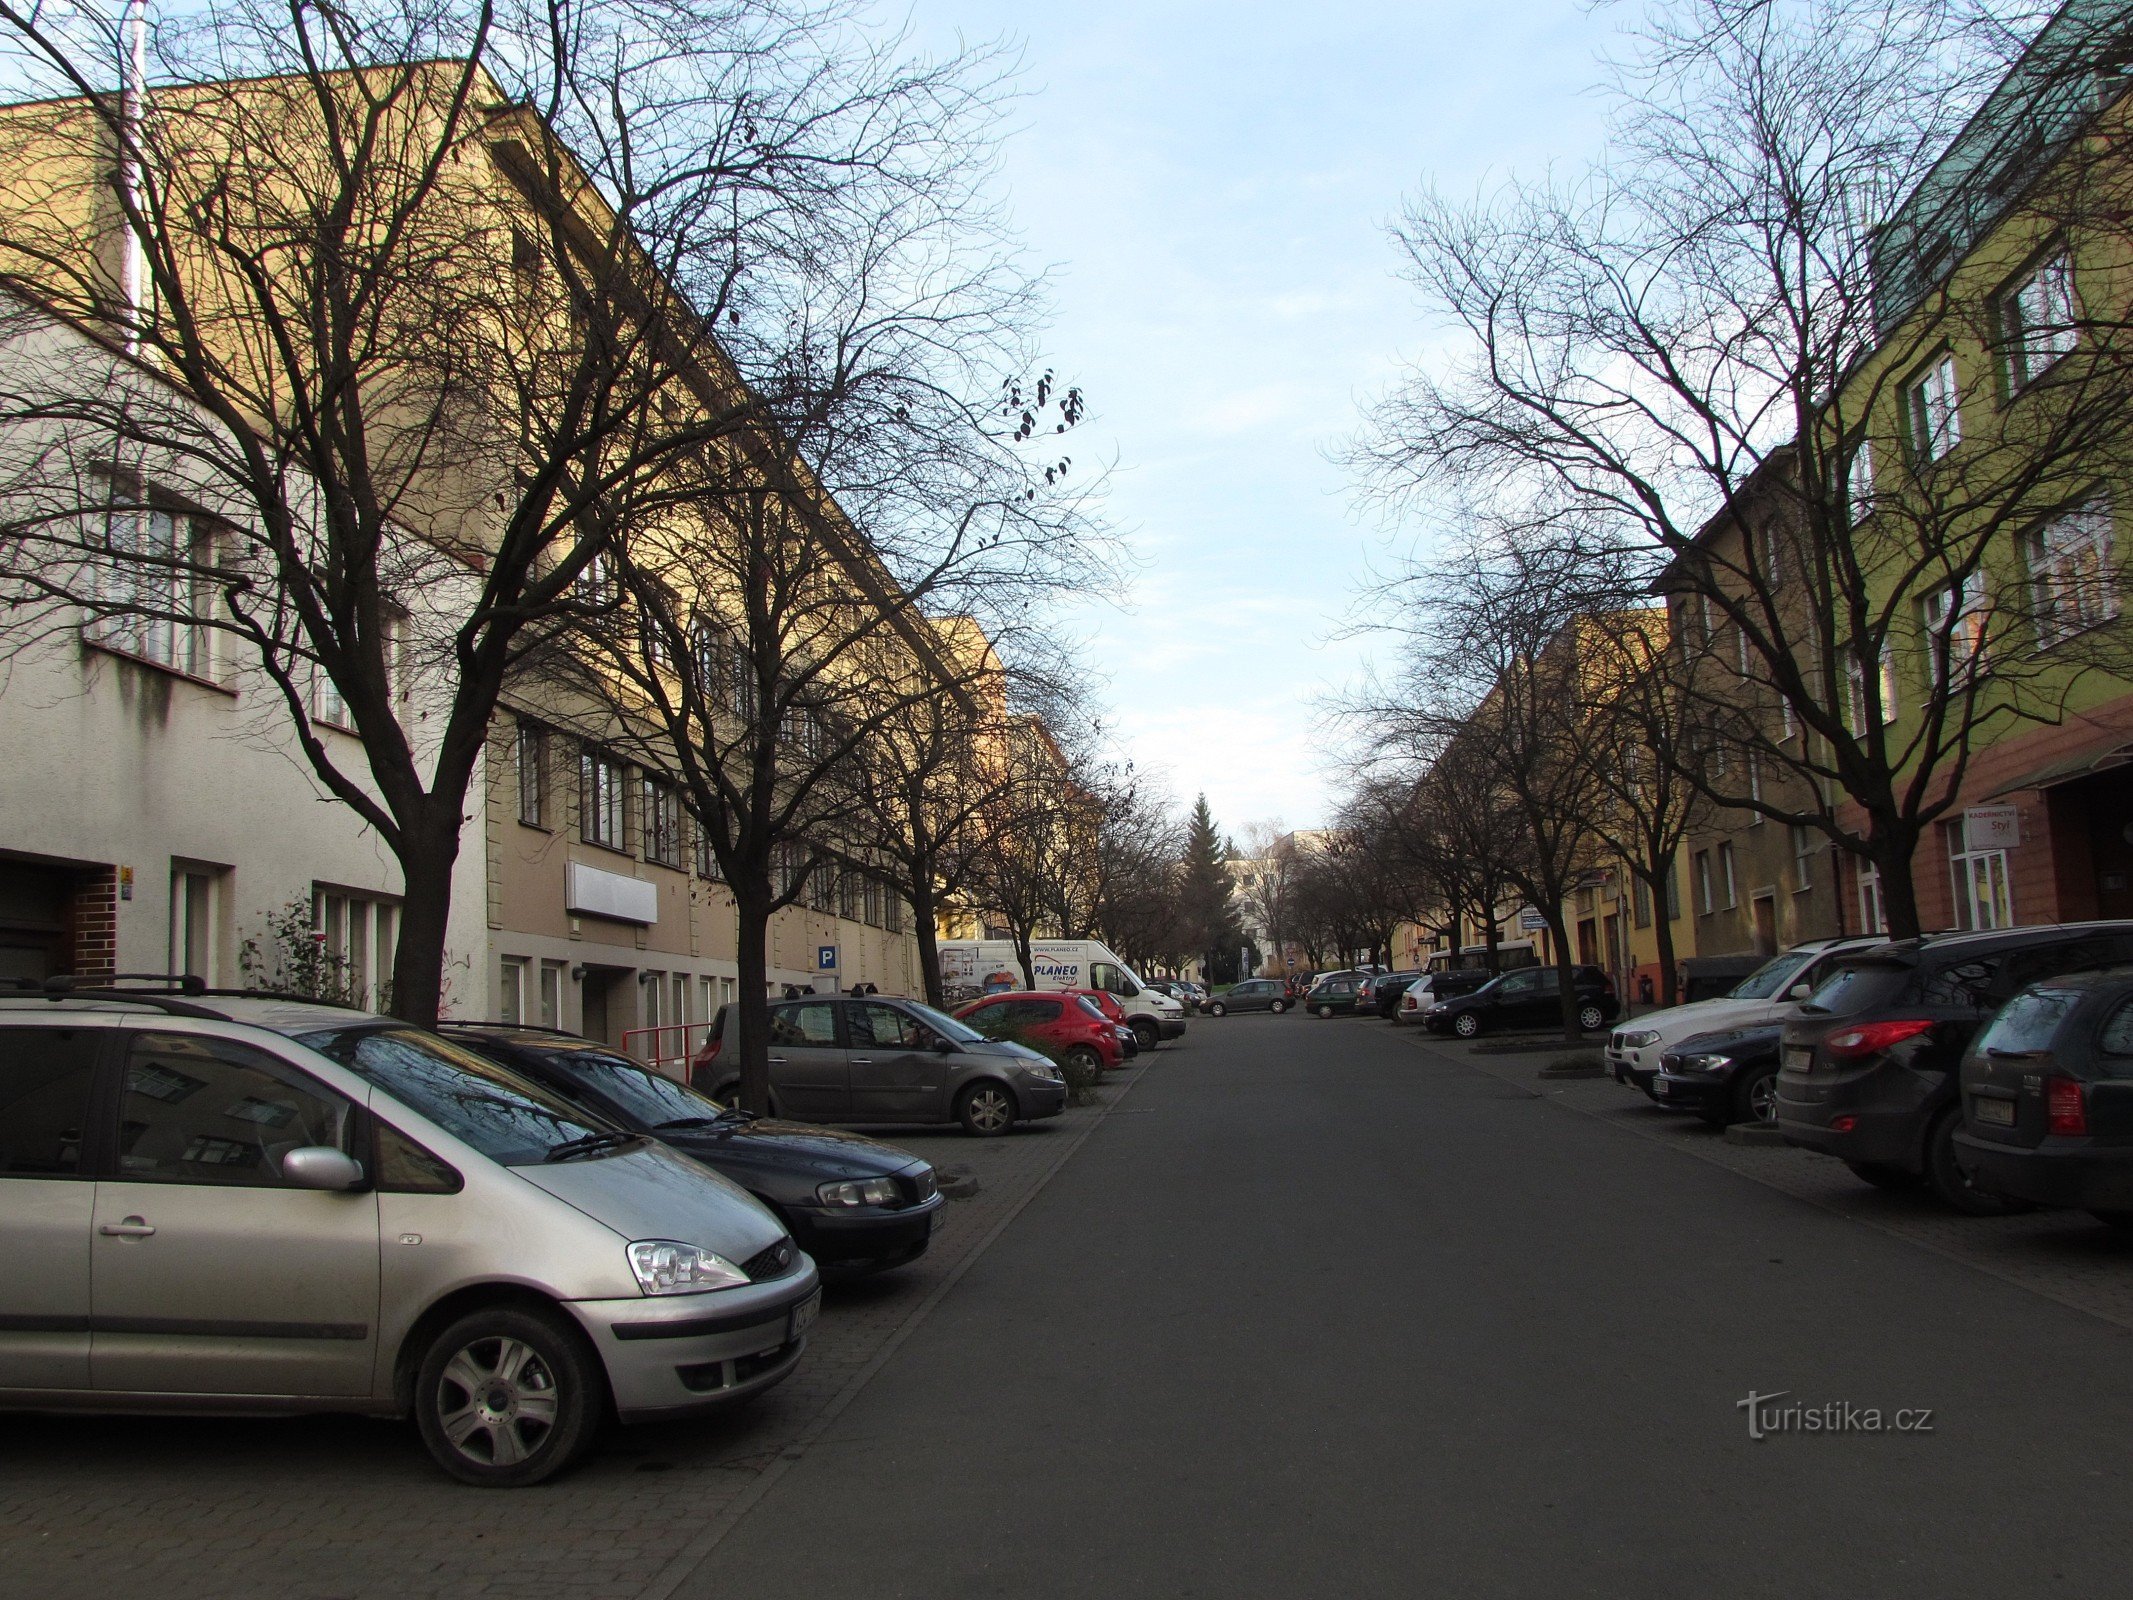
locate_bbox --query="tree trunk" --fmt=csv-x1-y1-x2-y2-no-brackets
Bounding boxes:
1544,909,1581,1042
731,878,775,1115
1871,826,1925,940
1013,926,1035,988
910,882,944,1006
1649,863,1680,1010
386,808,466,1027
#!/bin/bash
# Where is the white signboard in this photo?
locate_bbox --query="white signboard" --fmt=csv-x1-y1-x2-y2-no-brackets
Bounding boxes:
1518,906,1548,931
1963,805,2021,854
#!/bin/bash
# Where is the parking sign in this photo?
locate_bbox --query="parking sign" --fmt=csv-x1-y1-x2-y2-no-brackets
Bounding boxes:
817,945,838,971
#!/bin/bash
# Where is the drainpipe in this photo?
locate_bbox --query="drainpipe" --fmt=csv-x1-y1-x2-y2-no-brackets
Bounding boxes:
118,0,150,353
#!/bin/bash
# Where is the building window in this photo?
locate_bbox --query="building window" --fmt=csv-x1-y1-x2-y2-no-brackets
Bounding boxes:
1694,850,1714,915
573,547,617,608
1857,864,1886,935
1664,862,1680,921
773,841,803,899
93,503,219,679
1746,752,1763,820
2001,253,2077,391
517,723,548,826
863,878,884,928
1847,437,1876,523
169,864,222,985
1791,824,1818,893
1902,353,1962,463
1946,822,2014,931
838,869,862,920
642,779,681,868
885,893,903,935
313,886,399,1010
1921,573,1988,681
581,749,627,849
2026,501,2118,646
1846,647,1899,734
1632,874,1653,930
500,956,528,1024
1718,842,1738,909
539,960,564,1029
806,859,835,913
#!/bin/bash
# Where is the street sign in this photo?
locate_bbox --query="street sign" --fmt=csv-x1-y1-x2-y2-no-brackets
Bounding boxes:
1518,907,1547,931
817,944,839,971
1963,805,2021,853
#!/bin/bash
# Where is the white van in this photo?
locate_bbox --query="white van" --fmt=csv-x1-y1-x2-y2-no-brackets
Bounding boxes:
937,938,1187,1050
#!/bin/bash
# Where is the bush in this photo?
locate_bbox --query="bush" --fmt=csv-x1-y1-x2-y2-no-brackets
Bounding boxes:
1002,1027,1102,1106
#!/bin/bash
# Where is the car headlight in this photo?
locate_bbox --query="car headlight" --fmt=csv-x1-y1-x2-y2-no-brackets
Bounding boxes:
1619,1030,1661,1049
1024,1059,1063,1081
818,1177,901,1207
628,1239,750,1295
1676,1053,1732,1073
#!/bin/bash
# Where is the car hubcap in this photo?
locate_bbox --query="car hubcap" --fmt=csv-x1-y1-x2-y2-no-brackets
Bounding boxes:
1456,1016,1476,1037
436,1336,559,1468
969,1090,1010,1131
1580,1008,1602,1030
1749,1076,1777,1122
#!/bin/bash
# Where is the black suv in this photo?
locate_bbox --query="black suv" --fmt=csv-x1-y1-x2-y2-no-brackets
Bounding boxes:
1775,922,2133,1212
1423,965,1619,1038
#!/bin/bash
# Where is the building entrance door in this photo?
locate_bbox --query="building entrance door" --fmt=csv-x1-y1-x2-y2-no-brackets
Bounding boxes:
2082,767,2133,920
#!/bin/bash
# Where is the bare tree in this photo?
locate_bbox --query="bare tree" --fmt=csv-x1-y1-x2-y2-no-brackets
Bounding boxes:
0,0,1038,1022
1353,0,2133,937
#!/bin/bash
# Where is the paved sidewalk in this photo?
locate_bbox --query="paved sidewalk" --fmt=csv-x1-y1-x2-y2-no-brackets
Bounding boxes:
0,1063,1145,1600
1403,1024,2133,1330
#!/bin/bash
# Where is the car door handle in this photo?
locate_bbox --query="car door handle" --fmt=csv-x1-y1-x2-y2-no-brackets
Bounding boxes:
849,1056,873,1066
768,1056,788,1066
99,1216,156,1238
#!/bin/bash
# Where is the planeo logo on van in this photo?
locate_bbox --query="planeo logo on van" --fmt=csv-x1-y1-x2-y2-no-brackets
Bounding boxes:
1032,958,1080,982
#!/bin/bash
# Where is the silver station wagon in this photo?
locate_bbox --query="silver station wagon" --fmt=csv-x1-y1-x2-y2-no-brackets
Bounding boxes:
0,987,820,1486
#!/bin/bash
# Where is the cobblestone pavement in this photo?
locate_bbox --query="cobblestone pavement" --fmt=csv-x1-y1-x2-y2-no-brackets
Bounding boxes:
1403,1023,2133,1330
0,1062,1147,1600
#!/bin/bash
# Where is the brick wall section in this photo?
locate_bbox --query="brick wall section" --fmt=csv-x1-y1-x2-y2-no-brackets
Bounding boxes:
65,865,118,979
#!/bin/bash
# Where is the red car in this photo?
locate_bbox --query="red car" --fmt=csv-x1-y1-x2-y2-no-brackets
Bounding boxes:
953,991,1125,1073
1062,987,1140,1058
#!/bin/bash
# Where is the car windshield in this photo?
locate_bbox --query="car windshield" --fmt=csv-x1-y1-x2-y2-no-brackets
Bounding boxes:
1729,950,1816,1001
301,1025,620,1166
541,1047,719,1127
1976,989,2080,1056
1801,961,1910,1017
901,999,986,1044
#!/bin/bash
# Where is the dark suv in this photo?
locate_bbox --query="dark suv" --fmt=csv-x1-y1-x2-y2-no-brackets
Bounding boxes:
1423,965,1618,1038
1775,922,2133,1212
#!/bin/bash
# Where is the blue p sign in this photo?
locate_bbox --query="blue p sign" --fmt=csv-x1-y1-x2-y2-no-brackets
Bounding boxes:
817,945,838,971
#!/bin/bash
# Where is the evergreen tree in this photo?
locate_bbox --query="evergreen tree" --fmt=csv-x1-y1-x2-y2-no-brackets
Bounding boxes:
1178,794,1246,980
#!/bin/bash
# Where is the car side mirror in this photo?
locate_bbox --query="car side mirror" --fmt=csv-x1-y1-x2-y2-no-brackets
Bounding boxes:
1787,983,1812,1000
933,1035,956,1055
282,1146,366,1192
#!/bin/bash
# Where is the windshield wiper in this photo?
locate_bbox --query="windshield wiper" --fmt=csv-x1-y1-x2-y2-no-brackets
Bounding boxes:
543,1130,640,1162
712,1107,759,1125
650,1116,720,1131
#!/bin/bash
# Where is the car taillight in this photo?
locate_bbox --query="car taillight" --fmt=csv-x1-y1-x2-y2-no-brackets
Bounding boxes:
1822,1018,1936,1061
2047,1075,2089,1136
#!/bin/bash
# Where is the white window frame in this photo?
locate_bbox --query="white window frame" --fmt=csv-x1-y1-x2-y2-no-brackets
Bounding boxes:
2001,252,2077,391
2026,500,2119,647
1948,827,2015,931
1921,572,1988,683
1790,824,1818,893
1902,353,1963,464
642,778,681,868
1856,864,1887,935
581,749,627,850
1845,645,1900,735
517,722,548,827
95,503,219,679
1847,436,1876,523
169,864,222,985
500,956,528,1024
1719,841,1738,909
313,886,399,1011
1694,850,1714,915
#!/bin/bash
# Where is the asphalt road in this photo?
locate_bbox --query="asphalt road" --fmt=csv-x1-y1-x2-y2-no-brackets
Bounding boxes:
682,1011,2133,1599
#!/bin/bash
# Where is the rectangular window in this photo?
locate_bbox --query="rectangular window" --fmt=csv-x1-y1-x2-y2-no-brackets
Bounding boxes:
1946,822,2014,931
864,878,884,928
312,886,399,1010
1857,864,1887,935
1632,875,1652,929
517,723,548,827
1846,646,1899,734
499,957,527,1025
2001,253,2077,391
1664,862,1680,921
581,749,626,849
773,841,803,898
643,971,664,1037
539,961,564,1029
1791,824,1818,893
838,870,862,920
885,893,903,935
94,503,217,677
806,860,835,913
1921,574,1988,681
2026,501,2119,646
573,547,617,608
1719,842,1738,909
169,865,221,986
642,779,681,868
1847,437,1876,523
694,823,724,881
1694,850,1714,915
1902,354,1962,463
1746,752,1763,821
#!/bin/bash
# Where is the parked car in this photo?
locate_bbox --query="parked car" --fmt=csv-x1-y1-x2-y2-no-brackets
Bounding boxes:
1394,970,1493,1026
443,1025,943,1278
936,937,1187,1049
1652,1023,1784,1127
1205,978,1290,1016
1145,979,1205,1014
0,986,819,1487
1305,971,1367,1017
1606,938,1884,1098
1063,988,1139,1059
1775,922,2133,1212
692,993,1068,1137
1372,972,1424,1019
1955,967,2133,1227
952,990,1126,1080
1423,965,1619,1038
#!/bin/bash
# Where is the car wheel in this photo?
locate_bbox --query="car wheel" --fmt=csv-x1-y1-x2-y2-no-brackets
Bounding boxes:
1270,999,1287,1014
1452,1012,1481,1039
415,1305,603,1488
1316,1003,1334,1019
1576,1003,1605,1032
1131,1019,1160,1052
1844,1160,1916,1191
1062,1045,1103,1076
1208,1001,1227,1017
1731,1063,1779,1127
1923,1108,2027,1215
956,1080,1017,1137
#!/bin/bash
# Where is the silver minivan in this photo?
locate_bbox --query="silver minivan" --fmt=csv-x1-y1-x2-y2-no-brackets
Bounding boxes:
0,991,820,1486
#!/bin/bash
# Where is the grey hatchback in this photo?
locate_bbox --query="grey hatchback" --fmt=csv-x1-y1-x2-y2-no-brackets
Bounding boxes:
1205,980,1289,1016
0,988,819,1487
692,994,1068,1136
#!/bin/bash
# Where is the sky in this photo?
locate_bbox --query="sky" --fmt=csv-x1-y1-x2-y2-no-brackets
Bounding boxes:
904,0,1625,838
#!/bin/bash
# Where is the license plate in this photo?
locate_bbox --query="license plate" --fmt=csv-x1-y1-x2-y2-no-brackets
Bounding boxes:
1784,1046,1812,1075
789,1290,821,1343
1652,1078,1669,1098
1975,1098,2015,1126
